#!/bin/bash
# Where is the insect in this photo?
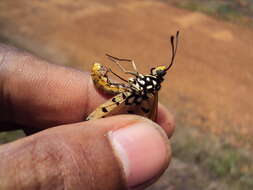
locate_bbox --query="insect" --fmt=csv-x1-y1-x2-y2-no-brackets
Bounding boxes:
91,62,127,95
86,31,179,121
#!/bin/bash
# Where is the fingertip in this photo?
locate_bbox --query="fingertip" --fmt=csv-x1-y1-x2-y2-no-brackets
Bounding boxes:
104,115,170,188
156,103,175,138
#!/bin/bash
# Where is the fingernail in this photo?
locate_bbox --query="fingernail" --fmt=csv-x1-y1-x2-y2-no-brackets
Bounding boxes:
108,120,170,188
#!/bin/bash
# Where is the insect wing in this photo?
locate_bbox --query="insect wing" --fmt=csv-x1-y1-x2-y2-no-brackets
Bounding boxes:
86,92,158,121
86,92,131,120
148,92,158,121
135,92,158,121
107,92,158,120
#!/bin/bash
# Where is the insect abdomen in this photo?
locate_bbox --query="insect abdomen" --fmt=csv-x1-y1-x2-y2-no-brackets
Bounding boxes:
91,63,126,95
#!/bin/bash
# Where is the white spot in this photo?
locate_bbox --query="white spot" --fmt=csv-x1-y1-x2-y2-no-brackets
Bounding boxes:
152,80,157,85
146,77,150,82
147,85,153,89
139,74,144,78
137,78,145,85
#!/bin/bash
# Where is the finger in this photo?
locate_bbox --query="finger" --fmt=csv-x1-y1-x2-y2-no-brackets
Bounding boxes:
0,115,171,190
156,103,175,138
0,44,107,129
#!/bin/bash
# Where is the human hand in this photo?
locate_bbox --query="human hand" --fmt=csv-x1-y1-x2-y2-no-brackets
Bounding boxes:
0,44,175,190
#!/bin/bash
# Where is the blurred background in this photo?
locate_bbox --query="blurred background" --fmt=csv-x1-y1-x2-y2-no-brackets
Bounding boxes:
0,0,252,189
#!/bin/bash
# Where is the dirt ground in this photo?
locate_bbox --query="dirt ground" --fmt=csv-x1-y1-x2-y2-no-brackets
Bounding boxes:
0,0,253,189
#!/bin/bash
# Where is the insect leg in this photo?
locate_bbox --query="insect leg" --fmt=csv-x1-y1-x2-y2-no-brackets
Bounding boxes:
108,68,128,82
91,63,127,94
106,54,138,76
105,74,129,92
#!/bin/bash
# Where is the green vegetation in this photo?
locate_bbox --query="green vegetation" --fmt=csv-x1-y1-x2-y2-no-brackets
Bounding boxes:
0,130,25,144
172,125,253,190
164,0,253,27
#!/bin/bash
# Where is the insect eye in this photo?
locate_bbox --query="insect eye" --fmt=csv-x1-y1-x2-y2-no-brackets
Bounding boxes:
156,70,166,76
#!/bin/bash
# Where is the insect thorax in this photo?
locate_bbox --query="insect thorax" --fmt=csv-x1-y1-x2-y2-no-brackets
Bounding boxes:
125,73,162,105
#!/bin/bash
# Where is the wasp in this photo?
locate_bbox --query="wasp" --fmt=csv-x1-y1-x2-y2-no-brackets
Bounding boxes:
86,31,179,121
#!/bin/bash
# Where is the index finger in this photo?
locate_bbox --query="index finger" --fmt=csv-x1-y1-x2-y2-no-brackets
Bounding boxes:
0,44,175,136
0,44,105,129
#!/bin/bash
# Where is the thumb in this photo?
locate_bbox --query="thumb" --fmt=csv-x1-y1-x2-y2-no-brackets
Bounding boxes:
0,115,171,190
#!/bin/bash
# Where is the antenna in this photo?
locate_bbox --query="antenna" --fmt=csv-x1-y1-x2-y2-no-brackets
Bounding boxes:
165,31,179,71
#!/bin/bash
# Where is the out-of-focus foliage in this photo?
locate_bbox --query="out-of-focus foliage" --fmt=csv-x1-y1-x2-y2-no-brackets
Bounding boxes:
172,125,253,190
0,130,25,144
164,0,253,27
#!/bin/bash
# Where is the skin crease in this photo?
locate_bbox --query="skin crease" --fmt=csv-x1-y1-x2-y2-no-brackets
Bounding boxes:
0,44,175,190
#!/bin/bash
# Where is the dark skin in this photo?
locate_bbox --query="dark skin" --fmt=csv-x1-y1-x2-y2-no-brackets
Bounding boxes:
0,44,175,190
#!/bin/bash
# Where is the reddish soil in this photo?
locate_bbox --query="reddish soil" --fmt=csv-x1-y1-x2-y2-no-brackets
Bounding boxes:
0,0,253,149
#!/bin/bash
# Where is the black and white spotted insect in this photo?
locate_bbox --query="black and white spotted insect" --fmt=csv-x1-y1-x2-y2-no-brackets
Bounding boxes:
86,31,179,121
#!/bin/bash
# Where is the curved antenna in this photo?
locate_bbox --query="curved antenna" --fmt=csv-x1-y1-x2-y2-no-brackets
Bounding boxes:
165,31,179,71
